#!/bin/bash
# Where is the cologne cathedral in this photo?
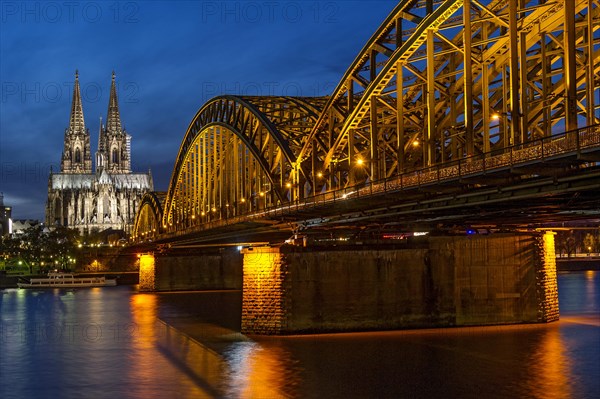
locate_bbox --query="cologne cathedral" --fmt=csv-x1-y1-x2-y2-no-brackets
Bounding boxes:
45,71,153,234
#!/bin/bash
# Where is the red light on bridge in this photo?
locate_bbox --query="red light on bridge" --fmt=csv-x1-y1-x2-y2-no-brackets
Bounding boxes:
382,234,408,240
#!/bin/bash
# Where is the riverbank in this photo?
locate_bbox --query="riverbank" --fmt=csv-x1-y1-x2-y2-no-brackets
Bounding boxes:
0,273,18,289
557,257,600,271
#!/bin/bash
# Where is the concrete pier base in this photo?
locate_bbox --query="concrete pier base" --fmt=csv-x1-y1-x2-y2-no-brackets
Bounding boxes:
241,233,559,335
139,248,242,292
139,254,156,291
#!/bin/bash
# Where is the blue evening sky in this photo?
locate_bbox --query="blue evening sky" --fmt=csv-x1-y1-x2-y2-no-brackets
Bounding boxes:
0,1,397,220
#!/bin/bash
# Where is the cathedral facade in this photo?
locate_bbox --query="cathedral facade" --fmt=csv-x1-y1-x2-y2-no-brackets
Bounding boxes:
45,71,153,234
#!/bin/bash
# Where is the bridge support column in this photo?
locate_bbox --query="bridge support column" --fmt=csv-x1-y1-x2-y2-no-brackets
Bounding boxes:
240,233,560,335
536,231,559,322
137,249,243,292
241,247,288,335
139,253,156,291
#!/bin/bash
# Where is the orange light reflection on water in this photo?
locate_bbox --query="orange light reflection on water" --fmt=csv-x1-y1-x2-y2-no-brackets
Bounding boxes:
523,325,573,399
128,293,209,398
224,341,298,398
130,293,157,347
585,271,596,308
128,293,159,396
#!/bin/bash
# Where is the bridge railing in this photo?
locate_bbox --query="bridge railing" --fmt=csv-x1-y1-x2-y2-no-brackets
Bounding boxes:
261,124,599,218
155,125,599,239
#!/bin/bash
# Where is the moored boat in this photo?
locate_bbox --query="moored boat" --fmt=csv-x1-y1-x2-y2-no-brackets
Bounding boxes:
17,272,117,288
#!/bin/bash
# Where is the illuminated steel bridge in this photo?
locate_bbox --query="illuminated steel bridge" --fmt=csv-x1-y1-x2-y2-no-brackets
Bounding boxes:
134,0,600,244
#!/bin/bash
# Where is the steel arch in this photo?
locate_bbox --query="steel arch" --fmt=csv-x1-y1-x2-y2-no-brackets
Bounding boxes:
133,192,166,239
162,95,324,231
297,0,599,192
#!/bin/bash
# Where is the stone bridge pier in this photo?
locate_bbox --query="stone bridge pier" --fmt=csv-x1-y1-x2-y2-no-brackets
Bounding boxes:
241,232,558,334
138,248,242,292
139,232,559,335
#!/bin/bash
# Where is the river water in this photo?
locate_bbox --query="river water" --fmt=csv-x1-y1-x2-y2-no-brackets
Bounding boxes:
1,271,598,399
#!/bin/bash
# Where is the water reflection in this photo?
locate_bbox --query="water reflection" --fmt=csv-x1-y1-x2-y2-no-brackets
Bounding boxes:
130,293,157,348
129,293,209,398
523,326,572,399
585,271,596,309
1,272,598,399
129,292,157,395
558,270,599,315
241,322,596,399
222,341,300,398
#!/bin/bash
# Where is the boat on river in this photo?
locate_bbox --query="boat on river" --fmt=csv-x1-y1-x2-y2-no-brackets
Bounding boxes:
17,272,117,288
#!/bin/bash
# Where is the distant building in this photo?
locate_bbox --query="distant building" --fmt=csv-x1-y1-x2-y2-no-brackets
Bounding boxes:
45,71,153,234
10,220,43,235
0,193,12,236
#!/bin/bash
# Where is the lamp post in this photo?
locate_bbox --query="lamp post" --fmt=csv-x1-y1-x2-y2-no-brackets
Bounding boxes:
259,191,265,211
353,157,370,186
491,111,511,147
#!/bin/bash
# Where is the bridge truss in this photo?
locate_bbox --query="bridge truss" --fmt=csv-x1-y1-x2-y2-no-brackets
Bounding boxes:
133,192,166,240
135,0,600,239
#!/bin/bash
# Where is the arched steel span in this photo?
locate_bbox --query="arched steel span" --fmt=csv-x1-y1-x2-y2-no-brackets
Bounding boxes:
137,0,599,237
133,192,166,239
161,95,326,230
297,0,599,192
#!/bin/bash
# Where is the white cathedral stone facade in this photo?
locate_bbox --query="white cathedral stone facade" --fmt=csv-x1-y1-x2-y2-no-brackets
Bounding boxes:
45,71,153,234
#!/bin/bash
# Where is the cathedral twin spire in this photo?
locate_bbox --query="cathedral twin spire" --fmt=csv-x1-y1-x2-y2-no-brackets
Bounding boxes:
106,72,122,134
61,71,131,175
61,70,91,173
68,70,85,134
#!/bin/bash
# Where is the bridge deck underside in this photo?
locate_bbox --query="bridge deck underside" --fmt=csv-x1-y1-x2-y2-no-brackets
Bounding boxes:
155,162,599,247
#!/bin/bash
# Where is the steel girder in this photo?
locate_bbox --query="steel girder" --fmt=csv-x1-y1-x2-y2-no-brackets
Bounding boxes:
162,95,324,231
296,0,600,193
133,192,166,239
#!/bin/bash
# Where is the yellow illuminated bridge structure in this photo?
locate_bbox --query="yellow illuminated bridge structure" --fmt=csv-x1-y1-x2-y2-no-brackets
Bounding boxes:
134,0,600,244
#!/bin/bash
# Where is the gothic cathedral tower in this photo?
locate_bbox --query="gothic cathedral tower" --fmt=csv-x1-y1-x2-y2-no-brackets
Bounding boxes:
61,71,92,173
46,71,153,234
96,72,131,173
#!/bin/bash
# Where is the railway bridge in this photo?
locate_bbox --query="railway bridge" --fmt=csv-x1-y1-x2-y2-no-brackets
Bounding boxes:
131,0,600,334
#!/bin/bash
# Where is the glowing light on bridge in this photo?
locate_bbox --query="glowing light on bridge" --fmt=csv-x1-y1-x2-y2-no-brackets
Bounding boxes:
139,253,155,291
